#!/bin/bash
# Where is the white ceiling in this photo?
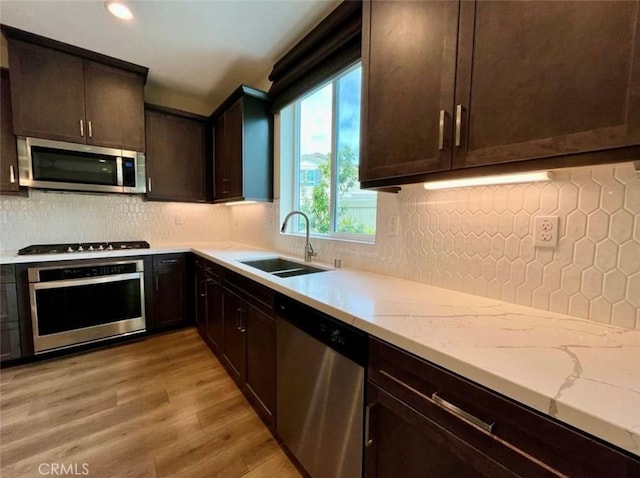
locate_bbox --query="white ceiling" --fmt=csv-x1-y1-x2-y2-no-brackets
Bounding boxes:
0,0,339,114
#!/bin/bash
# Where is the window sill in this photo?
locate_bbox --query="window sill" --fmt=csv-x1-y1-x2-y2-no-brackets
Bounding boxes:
280,232,376,246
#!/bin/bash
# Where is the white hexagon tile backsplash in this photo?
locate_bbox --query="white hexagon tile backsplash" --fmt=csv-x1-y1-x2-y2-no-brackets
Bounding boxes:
230,163,640,329
0,190,230,250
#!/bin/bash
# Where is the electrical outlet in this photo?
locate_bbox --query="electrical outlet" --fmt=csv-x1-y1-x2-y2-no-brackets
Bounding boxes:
387,215,399,236
534,216,559,248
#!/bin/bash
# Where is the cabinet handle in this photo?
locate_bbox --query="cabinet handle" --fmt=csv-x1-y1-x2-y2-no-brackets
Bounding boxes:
432,392,494,433
222,178,229,194
147,177,152,192
455,104,463,147
9,165,16,184
155,276,159,291
364,403,374,447
438,109,446,150
88,121,93,138
160,259,180,264
79,119,84,137
236,308,247,332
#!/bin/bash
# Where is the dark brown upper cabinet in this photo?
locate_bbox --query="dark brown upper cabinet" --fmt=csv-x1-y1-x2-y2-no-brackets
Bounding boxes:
360,0,640,189
210,85,273,203
3,26,147,152
145,105,208,203
360,1,459,184
0,68,20,193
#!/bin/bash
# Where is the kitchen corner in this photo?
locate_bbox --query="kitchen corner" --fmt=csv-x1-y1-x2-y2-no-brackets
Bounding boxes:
2,0,640,476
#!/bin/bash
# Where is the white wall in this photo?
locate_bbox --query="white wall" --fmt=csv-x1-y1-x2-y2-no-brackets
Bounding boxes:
229,162,640,329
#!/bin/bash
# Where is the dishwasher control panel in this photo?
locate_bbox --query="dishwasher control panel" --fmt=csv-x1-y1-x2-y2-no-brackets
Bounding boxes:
275,294,367,366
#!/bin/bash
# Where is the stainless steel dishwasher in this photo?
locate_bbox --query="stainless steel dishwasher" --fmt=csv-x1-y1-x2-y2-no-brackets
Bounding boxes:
276,294,367,478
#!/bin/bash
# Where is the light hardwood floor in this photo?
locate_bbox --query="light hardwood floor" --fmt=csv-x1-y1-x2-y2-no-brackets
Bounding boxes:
0,328,301,478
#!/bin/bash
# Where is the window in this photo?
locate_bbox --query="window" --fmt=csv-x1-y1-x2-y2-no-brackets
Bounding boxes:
280,64,377,240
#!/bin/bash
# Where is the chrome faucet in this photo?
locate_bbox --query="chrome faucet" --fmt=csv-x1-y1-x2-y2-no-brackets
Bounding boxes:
281,211,317,262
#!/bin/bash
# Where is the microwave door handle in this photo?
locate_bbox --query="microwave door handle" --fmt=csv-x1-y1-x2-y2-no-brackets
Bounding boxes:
116,157,123,186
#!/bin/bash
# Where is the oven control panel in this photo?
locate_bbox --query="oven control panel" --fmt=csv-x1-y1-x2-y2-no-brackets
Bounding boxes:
35,262,141,282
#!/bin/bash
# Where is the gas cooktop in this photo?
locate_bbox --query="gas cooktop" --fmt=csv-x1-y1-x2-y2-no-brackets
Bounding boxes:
18,241,151,255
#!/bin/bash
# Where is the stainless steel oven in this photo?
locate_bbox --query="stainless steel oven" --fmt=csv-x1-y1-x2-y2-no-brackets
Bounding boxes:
28,259,146,353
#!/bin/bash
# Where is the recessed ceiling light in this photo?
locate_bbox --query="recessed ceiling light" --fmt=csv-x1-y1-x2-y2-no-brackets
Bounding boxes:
104,1,133,20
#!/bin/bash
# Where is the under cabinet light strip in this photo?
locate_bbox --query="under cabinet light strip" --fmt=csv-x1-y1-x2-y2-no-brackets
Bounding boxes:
225,201,258,206
424,171,553,190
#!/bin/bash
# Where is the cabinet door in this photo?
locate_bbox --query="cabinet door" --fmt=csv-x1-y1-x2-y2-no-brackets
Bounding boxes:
245,304,276,426
145,109,206,202
222,288,246,383
360,0,459,184
225,99,244,200
8,40,86,143
195,263,207,332
205,278,223,350
453,1,640,168
151,255,186,330
0,322,21,362
84,61,145,151
213,114,228,200
1,69,19,192
365,383,516,478
0,283,18,324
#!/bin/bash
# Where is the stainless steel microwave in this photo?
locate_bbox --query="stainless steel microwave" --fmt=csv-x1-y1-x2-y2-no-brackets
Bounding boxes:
17,137,146,194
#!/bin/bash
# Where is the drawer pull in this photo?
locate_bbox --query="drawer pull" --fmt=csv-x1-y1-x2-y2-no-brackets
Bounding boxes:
432,392,494,433
160,259,180,264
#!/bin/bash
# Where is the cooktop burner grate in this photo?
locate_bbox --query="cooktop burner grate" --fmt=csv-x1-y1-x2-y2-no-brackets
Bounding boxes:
18,241,150,255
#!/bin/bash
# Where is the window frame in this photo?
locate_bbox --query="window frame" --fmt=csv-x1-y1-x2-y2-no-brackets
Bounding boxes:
280,62,377,244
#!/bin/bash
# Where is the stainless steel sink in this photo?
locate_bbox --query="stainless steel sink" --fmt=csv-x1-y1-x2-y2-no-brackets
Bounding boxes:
241,258,326,278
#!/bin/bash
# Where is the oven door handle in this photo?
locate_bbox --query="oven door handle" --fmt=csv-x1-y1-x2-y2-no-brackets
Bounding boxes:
31,272,143,290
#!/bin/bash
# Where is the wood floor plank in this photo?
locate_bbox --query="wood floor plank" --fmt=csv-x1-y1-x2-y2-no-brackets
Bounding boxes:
0,328,301,478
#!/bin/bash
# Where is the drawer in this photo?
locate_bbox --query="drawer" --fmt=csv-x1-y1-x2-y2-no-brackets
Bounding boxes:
224,270,274,312
153,253,185,268
368,337,640,477
1,264,15,284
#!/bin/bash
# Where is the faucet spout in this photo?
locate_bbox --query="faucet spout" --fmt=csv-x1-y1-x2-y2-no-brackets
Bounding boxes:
280,210,317,262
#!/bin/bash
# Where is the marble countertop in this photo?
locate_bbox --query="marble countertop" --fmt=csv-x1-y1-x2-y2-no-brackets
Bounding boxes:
2,243,639,457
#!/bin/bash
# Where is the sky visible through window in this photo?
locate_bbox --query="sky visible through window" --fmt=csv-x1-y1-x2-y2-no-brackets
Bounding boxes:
293,65,376,237
299,69,362,159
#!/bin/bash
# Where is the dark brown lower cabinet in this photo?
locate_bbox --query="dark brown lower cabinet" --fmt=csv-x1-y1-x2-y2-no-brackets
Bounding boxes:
367,338,640,477
1,265,21,363
221,288,247,384
195,261,207,332
245,304,276,426
204,277,223,350
193,259,276,428
365,383,513,478
149,254,188,331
